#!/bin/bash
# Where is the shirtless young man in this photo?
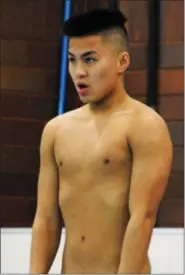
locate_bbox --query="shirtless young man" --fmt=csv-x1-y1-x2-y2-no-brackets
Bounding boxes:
30,9,173,274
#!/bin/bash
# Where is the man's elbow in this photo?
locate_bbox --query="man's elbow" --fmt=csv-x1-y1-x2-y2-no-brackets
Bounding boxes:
130,209,157,229
32,212,62,233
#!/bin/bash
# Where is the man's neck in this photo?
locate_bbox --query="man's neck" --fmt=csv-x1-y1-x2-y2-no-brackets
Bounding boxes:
88,87,128,116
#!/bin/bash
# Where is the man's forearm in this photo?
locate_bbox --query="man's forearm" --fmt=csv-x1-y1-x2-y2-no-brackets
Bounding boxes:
117,214,155,274
30,219,62,274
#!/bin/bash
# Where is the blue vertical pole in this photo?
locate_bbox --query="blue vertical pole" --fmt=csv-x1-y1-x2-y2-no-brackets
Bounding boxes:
58,0,72,115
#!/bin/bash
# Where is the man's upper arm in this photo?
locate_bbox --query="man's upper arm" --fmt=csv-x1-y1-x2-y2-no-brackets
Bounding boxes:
36,120,60,220
128,111,173,218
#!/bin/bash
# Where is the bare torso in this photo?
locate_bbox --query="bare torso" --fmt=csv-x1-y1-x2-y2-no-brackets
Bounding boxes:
54,98,151,274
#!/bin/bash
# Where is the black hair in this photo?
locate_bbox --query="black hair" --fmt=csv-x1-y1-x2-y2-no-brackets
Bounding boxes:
62,9,129,51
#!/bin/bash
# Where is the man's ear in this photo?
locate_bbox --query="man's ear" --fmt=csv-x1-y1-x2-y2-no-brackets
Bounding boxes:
118,52,130,73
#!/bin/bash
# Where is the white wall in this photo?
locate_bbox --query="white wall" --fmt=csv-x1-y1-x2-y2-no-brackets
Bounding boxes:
1,228,184,274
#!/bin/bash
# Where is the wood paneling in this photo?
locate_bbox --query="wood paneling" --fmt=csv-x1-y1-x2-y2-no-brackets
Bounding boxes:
156,0,184,227
0,197,37,227
157,199,184,227
129,45,147,70
0,197,65,227
129,42,184,71
125,70,184,97
1,40,60,69
1,119,45,146
0,174,37,197
125,70,147,96
159,95,184,121
160,44,184,68
167,122,184,146
163,173,184,200
171,147,184,173
1,67,58,94
1,92,58,120
159,70,184,95
160,1,184,42
1,146,40,175
123,1,149,43
0,0,61,41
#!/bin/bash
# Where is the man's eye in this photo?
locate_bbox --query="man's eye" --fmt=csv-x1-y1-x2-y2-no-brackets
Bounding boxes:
68,57,76,63
85,57,96,64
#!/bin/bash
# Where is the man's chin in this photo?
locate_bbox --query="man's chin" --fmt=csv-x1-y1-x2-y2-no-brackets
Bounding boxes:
78,93,104,105
79,95,93,104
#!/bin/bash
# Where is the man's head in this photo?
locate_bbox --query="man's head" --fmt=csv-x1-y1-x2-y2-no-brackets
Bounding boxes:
63,9,130,104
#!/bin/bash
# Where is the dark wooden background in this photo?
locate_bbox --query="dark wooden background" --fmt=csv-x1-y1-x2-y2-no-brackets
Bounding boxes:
0,0,184,227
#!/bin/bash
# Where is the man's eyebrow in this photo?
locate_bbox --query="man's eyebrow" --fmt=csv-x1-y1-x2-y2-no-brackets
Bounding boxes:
68,51,97,58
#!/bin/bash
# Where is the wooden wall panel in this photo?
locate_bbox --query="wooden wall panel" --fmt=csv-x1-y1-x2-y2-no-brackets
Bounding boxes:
121,0,149,43
160,44,184,68
1,67,58,94
171,147,184,173
157,200,184,227
1,92,57,120
1,0,61,41
128,43,184,71
1,119,45,146
0,197,64,228
0,174,38,197
120,0,148,103
125,70,147,96
160,1,184,43
125,70,184,97
1,40,60,69
0,197,35,227
157,0,184,227
0,0,62,227
159,95,184,121
159,70,184,95
1,146,40,175
167,122,184,146
164,173,184,200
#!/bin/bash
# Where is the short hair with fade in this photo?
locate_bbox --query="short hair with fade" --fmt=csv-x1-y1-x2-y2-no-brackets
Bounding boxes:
62,9,129,52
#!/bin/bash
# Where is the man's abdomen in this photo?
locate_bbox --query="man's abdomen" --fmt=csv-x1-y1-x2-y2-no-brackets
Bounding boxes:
62,244,151,274
62,232,124,274
59,173,131,273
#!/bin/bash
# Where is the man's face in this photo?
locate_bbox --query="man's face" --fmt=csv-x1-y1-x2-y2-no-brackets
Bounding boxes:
68,35,121,104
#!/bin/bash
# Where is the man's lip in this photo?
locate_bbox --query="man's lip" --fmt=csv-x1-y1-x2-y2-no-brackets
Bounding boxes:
76,83,89,89
76,83,89,87
77,86,89,95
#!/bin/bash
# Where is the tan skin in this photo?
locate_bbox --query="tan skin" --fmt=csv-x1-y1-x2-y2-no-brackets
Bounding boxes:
30,35,173,274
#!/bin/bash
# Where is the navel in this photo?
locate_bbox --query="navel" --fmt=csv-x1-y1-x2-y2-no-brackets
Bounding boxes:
59,161,63,167
81,235,86,242
104,158,110,164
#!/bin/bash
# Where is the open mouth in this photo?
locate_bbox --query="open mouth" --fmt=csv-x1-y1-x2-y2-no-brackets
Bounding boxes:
78,84,88,89
77,84,89,94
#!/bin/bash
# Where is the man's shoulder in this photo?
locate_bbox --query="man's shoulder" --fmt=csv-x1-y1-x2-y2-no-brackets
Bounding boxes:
128,98,172,158
43,105,86,131
128,98,168,133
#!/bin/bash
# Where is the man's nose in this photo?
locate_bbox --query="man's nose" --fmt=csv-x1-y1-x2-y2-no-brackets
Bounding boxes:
76,62,87,78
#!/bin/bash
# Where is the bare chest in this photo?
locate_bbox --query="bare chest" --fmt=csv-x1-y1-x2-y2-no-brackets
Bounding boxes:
54,117,132,177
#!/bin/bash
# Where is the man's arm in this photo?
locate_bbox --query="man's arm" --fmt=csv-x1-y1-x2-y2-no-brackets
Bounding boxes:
30,119,62,274
117,112,173,274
